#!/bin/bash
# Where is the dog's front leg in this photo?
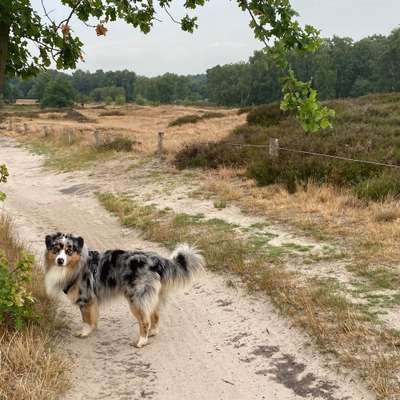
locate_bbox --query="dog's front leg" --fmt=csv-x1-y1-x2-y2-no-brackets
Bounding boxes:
76,300,98,338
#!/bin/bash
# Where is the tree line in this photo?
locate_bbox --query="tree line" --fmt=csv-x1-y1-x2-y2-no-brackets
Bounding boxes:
5,28,400,108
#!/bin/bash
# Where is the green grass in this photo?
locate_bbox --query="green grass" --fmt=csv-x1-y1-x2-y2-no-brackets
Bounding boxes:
213,199,227,209
23,137,118,171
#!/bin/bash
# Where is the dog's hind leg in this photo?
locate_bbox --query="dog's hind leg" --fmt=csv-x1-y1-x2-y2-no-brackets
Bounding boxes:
130,305,151,348
149,307,160,337
77,299,99,338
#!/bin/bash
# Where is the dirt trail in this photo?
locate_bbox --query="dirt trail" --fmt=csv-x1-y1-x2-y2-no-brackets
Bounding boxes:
0,138,373,400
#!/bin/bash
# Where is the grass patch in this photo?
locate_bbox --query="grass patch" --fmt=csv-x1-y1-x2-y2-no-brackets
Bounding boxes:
97,191,400,398
168,111,225,127
213,199,227,209
0,215,68,400
22,136,118,171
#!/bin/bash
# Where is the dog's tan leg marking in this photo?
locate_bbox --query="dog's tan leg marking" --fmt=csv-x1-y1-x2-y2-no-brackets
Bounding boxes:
149,310,160,337
76,300,98,338
130,305,150,348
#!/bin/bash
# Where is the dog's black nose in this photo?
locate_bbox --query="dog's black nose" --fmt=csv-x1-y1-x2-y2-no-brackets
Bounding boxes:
57,258,64,266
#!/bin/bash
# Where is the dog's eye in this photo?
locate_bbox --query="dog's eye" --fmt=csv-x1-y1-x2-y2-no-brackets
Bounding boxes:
52,247,59,254
66,248,73,256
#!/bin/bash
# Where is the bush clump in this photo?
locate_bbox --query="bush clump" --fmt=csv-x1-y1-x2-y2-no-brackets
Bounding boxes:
99,110,125,117
246,103,289,126
99,137,134,152
64,109,94,122
0,251,36,328
169,111,225,127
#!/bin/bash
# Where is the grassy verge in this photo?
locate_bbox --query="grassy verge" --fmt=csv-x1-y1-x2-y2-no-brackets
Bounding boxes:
97,191,400,399
21,135,133,171
0,215,68,400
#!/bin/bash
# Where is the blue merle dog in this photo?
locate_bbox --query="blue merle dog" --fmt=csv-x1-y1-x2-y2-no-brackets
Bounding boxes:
44,233,205,347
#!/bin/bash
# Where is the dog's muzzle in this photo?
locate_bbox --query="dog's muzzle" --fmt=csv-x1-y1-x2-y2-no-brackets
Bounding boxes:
56,257,65,266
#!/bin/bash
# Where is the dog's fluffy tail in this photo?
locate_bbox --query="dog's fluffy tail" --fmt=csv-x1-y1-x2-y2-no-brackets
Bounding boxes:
163,243,205,289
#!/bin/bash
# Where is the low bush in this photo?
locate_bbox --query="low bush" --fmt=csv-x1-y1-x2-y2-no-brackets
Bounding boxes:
169,114,201,127
99,110,125,117
246,103,289,126
64,109,94,123
98,137,134,152
0,250,36,328
174,94,400,201
169,111,225,127
237,106,254,115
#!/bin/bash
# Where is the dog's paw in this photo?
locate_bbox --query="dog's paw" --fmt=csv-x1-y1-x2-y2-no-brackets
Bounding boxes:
74,324,94,338
134,336,148,348
149,328,159,337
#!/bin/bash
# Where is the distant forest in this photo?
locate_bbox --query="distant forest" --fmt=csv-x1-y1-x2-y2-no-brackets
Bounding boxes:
5,28,400,107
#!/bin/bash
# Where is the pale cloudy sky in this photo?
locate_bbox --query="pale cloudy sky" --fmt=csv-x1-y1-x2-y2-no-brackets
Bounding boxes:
32,0,400,76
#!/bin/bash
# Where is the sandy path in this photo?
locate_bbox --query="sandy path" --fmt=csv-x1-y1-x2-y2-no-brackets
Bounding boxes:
0,138,374,400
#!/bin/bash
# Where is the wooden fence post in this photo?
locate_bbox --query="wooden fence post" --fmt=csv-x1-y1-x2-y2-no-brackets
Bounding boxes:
269,138,279,158
43,126,49,137
94,129,102,147
67,128,75,145
158,131,165,160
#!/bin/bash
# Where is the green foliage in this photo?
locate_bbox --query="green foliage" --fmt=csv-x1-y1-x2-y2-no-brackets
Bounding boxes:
0,164,8,202
115,94,126,105
280,68,336,132
0,251,36,329
175,94,400,201
40,76,75,108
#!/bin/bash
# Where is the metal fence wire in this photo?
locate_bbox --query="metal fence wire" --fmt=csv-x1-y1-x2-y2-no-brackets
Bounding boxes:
222,139,400,170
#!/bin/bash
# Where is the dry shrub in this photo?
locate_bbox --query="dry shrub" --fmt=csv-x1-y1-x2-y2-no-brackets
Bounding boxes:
373,206,400,223
0,327,68,400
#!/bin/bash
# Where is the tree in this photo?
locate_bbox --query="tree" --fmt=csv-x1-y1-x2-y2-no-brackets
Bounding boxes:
0,0,333,132
40,76,75,108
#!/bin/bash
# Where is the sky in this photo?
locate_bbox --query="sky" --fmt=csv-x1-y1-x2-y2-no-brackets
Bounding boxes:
32,0,400,77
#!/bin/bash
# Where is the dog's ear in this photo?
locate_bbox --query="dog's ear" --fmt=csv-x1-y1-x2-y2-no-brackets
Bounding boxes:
76,236,84,251
45,235,53,250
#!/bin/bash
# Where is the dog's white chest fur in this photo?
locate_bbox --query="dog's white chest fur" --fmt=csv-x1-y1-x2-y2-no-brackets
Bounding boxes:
45,266,69,297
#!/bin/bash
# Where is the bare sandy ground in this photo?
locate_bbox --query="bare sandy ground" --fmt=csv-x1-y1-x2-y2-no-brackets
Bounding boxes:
0,138,374,400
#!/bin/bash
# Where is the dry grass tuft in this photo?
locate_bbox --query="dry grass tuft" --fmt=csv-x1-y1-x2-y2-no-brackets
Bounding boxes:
373,205,400,223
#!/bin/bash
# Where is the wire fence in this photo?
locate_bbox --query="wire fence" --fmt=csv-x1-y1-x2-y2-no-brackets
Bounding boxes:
222,139,400,170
